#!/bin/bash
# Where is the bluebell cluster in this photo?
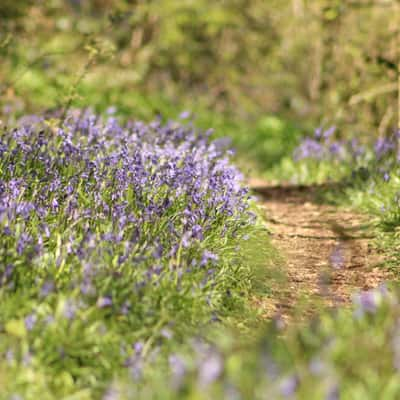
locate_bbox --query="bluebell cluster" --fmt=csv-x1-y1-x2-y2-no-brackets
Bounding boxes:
294,126,399,166
0,110,252,294
0,110,255,396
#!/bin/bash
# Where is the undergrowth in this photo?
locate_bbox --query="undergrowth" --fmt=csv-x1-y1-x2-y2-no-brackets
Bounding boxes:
0,110,273,398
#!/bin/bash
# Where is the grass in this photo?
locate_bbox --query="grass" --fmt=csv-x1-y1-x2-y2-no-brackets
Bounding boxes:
95,283,400,400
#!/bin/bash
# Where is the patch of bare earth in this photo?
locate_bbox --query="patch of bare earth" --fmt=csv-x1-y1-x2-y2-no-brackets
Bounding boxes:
250,180,393,323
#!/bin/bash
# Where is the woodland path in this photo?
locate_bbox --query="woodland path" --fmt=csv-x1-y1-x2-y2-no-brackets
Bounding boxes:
250,179,393,322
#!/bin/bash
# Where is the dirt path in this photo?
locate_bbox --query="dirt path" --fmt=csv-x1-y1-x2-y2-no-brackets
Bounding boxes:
250,180,393,322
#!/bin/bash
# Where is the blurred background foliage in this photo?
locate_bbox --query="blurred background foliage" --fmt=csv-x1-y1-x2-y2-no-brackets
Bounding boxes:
0,0,398,169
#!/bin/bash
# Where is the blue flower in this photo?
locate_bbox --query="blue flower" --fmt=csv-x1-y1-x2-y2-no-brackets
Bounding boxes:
97,296,113,308
24,314,37,331
279,374,299,397
198,351,223,387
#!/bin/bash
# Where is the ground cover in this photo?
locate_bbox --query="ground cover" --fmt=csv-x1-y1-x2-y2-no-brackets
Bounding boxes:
0,110,274,398
2,109,400,400
110,284,400,400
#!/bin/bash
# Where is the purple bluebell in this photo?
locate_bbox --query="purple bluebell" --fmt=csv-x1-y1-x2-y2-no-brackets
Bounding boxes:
294,138,324,160
325,384,340,400
133,342,144,355
40,281,54,298
24,314,37,331
179,110,191,119
160,328,173,340
198,351,223,387
374,137,394,159
323,126,336,139
314,127,323,139
353,290,380,318
63,300,77,320
359,291,378,313
17,233,32,255
201,250,219,266
383,172,390,182
279,374,299,397
329,141,343,157
97,296,113,308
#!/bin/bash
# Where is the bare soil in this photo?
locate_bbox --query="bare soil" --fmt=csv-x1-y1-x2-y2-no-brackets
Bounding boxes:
250,180,393,322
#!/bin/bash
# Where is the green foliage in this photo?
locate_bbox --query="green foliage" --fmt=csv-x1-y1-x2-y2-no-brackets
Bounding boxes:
96,284,400,400
1,0,396,147
0,0,32,22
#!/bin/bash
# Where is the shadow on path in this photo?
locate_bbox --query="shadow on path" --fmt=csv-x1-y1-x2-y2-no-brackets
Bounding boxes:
250,180,392,323
251,182,344,204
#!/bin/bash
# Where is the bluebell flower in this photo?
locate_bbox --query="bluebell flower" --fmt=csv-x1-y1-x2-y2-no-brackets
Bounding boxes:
279,374,299,397
374,137,394,159
353,289,380,318
201,250,219,266
63,300,77,320
179,110,191,119
40,281,54,298
383,172,390,182
325,384,340,400
133,341,144,355
198,351,223,387
323,126,336,140
24,314,37,331
97,296,113,308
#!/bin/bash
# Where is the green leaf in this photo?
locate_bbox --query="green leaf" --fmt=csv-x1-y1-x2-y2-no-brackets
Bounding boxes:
5,319,27,338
